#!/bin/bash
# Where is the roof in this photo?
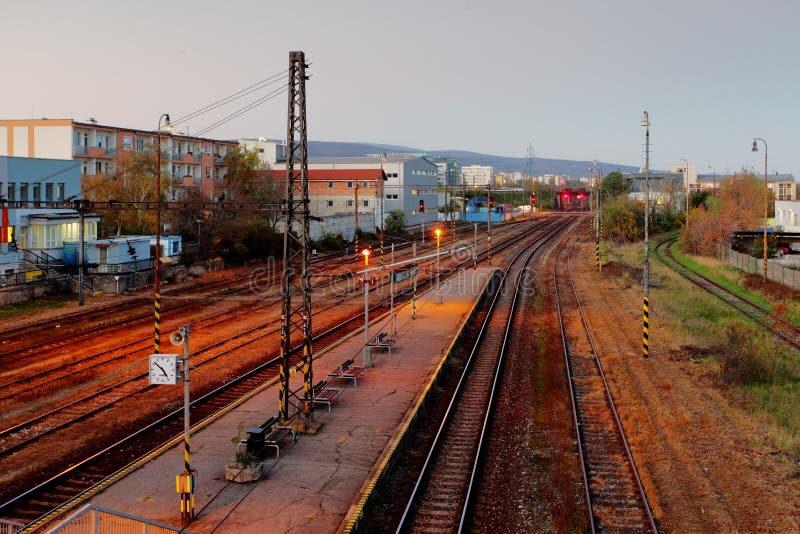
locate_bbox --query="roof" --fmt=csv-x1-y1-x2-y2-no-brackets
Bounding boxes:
307,156,434,165
275,168,387,181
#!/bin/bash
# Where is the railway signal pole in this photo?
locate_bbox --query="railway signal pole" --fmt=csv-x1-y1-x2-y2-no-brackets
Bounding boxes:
280,51,313,422
641,111,651,359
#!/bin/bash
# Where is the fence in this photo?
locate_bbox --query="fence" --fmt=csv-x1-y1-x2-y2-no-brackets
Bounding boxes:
717,246,800,291
49,505,190,534
0,519,24,534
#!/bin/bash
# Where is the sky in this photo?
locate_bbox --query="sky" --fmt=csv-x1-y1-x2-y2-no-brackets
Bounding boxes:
1,0,798,176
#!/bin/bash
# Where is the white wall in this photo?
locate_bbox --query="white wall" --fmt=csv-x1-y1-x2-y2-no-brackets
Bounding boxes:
34,125,72,159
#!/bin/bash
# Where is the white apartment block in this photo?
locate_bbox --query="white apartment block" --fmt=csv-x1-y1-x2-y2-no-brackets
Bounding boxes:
461,165,493,187
238,138,285,168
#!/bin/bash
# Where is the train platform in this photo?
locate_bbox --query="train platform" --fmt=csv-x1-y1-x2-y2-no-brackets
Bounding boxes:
59,267,494,533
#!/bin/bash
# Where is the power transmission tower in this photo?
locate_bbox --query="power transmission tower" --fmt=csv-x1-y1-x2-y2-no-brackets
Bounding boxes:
280,51,313,422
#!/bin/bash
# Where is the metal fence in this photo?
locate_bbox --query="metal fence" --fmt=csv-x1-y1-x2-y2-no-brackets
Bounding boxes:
717,246,800,291
0,519,24,534
49,505,190,534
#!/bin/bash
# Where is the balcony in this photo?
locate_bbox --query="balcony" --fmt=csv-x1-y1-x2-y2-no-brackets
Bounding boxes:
214,155,225,165
169,152,184,161
194,153,203,162
73,145,89,155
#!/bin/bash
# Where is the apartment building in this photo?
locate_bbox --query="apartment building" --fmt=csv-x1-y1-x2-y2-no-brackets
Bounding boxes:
461,165,493,187
0,118,237,200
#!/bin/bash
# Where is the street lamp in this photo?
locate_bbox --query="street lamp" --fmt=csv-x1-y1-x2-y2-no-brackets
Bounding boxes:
362,247,373,367
752,138,768,280
680,158,689,231
154,113,172,354
435,228,442,304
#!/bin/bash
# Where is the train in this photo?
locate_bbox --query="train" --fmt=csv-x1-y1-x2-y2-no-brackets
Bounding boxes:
554,188,591,212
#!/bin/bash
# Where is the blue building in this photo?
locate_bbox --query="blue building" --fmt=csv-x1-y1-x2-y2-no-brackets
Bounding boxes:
1,156,100,275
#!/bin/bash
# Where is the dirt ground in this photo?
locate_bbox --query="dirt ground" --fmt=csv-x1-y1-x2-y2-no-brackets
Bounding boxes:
571,236,800,532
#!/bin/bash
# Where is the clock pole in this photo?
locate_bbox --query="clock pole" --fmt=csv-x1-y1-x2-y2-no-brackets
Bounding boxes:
175,324,196,525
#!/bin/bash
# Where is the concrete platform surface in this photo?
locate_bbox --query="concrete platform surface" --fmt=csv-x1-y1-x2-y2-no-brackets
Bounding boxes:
64,267,492,533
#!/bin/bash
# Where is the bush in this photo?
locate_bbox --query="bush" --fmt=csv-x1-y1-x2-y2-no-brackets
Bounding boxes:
718,324,787,386
385,210,406,234
603,198,640,243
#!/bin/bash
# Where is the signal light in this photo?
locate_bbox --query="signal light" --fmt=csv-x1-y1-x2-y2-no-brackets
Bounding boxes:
530,194,536,204
418,200,425,213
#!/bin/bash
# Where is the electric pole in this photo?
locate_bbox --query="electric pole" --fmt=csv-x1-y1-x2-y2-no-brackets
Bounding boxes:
642,111,651,359
280,51,313,422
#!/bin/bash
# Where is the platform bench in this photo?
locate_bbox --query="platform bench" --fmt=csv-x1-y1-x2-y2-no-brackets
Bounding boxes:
328,358,366,387
239,416,296,458
311,380,343,412
367,332,396,355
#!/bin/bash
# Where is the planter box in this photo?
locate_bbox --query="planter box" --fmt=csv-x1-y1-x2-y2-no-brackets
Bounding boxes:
225,463,263,482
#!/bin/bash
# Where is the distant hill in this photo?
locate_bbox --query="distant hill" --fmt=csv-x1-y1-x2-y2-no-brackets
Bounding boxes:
306,140,638,176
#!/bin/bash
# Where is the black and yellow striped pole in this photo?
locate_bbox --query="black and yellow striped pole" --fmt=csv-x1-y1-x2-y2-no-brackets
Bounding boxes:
642,110,651,359
596,237,601,271
643,296,650,358
412,272,417,320
302,315,312,418
175,324,196,525
153,294,161,353
279,315,289,420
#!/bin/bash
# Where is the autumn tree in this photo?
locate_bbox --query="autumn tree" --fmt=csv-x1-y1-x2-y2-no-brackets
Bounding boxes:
83,149,161,236
679,169,770,254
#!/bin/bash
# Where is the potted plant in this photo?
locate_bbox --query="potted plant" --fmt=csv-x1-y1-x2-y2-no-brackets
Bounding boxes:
225,450,263,482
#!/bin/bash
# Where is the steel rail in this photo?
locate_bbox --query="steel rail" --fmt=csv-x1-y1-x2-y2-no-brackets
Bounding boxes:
555,231,658,532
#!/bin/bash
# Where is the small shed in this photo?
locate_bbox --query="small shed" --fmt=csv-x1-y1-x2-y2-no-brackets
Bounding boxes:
149,235,182,263
68,236,152,266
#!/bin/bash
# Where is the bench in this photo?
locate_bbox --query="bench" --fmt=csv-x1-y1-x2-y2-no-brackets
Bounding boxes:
328,358,366,387
239,416,297,458
367,332,396,355
311,380,343,412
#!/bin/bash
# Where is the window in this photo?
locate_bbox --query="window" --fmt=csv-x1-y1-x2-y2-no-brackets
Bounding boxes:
96,161,103,174
206,145,212,155
6,183,15,201
385,194,398,200
327,181,334,188
123,136,132,150
56,183,65,201
411,189,418,195
347,181,354,188
346,199,354,207
19,183,28,201
327,200,333,207
206,167,212,178
258,148,265,154
33,183,41,202
362,200,369,207
363,181,369,188
45,183,53,202
135,137,144,151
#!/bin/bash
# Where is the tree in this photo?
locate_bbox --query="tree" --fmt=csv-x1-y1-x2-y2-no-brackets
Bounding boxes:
603,197,640,243
679,169,768,254
385,209,406,234
602,171,628,199
83,148,160,236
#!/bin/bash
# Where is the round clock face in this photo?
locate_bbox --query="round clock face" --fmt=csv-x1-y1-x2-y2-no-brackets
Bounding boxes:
149,355,179,384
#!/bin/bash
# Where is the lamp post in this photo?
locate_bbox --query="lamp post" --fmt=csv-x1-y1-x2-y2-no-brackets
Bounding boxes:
154,113,172,354
435,228,442,304
362,248,372,367
752,138,768,280
680,158,689,231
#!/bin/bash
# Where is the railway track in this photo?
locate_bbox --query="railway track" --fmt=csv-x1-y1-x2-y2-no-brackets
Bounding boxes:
555,232,657,532
395,218,570,532
655,237,800,349
0,217,554,530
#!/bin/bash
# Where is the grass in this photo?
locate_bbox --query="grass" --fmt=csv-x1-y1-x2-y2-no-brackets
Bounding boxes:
605,234,800,454
0,293,74,319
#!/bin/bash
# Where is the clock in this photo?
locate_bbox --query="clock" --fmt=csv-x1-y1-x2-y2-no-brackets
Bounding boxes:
149,354,181,385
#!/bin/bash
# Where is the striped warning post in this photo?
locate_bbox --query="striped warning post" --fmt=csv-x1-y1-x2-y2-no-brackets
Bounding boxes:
153,293,161,353
643,295,650,358
412,276,417,320
595,238,600,271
